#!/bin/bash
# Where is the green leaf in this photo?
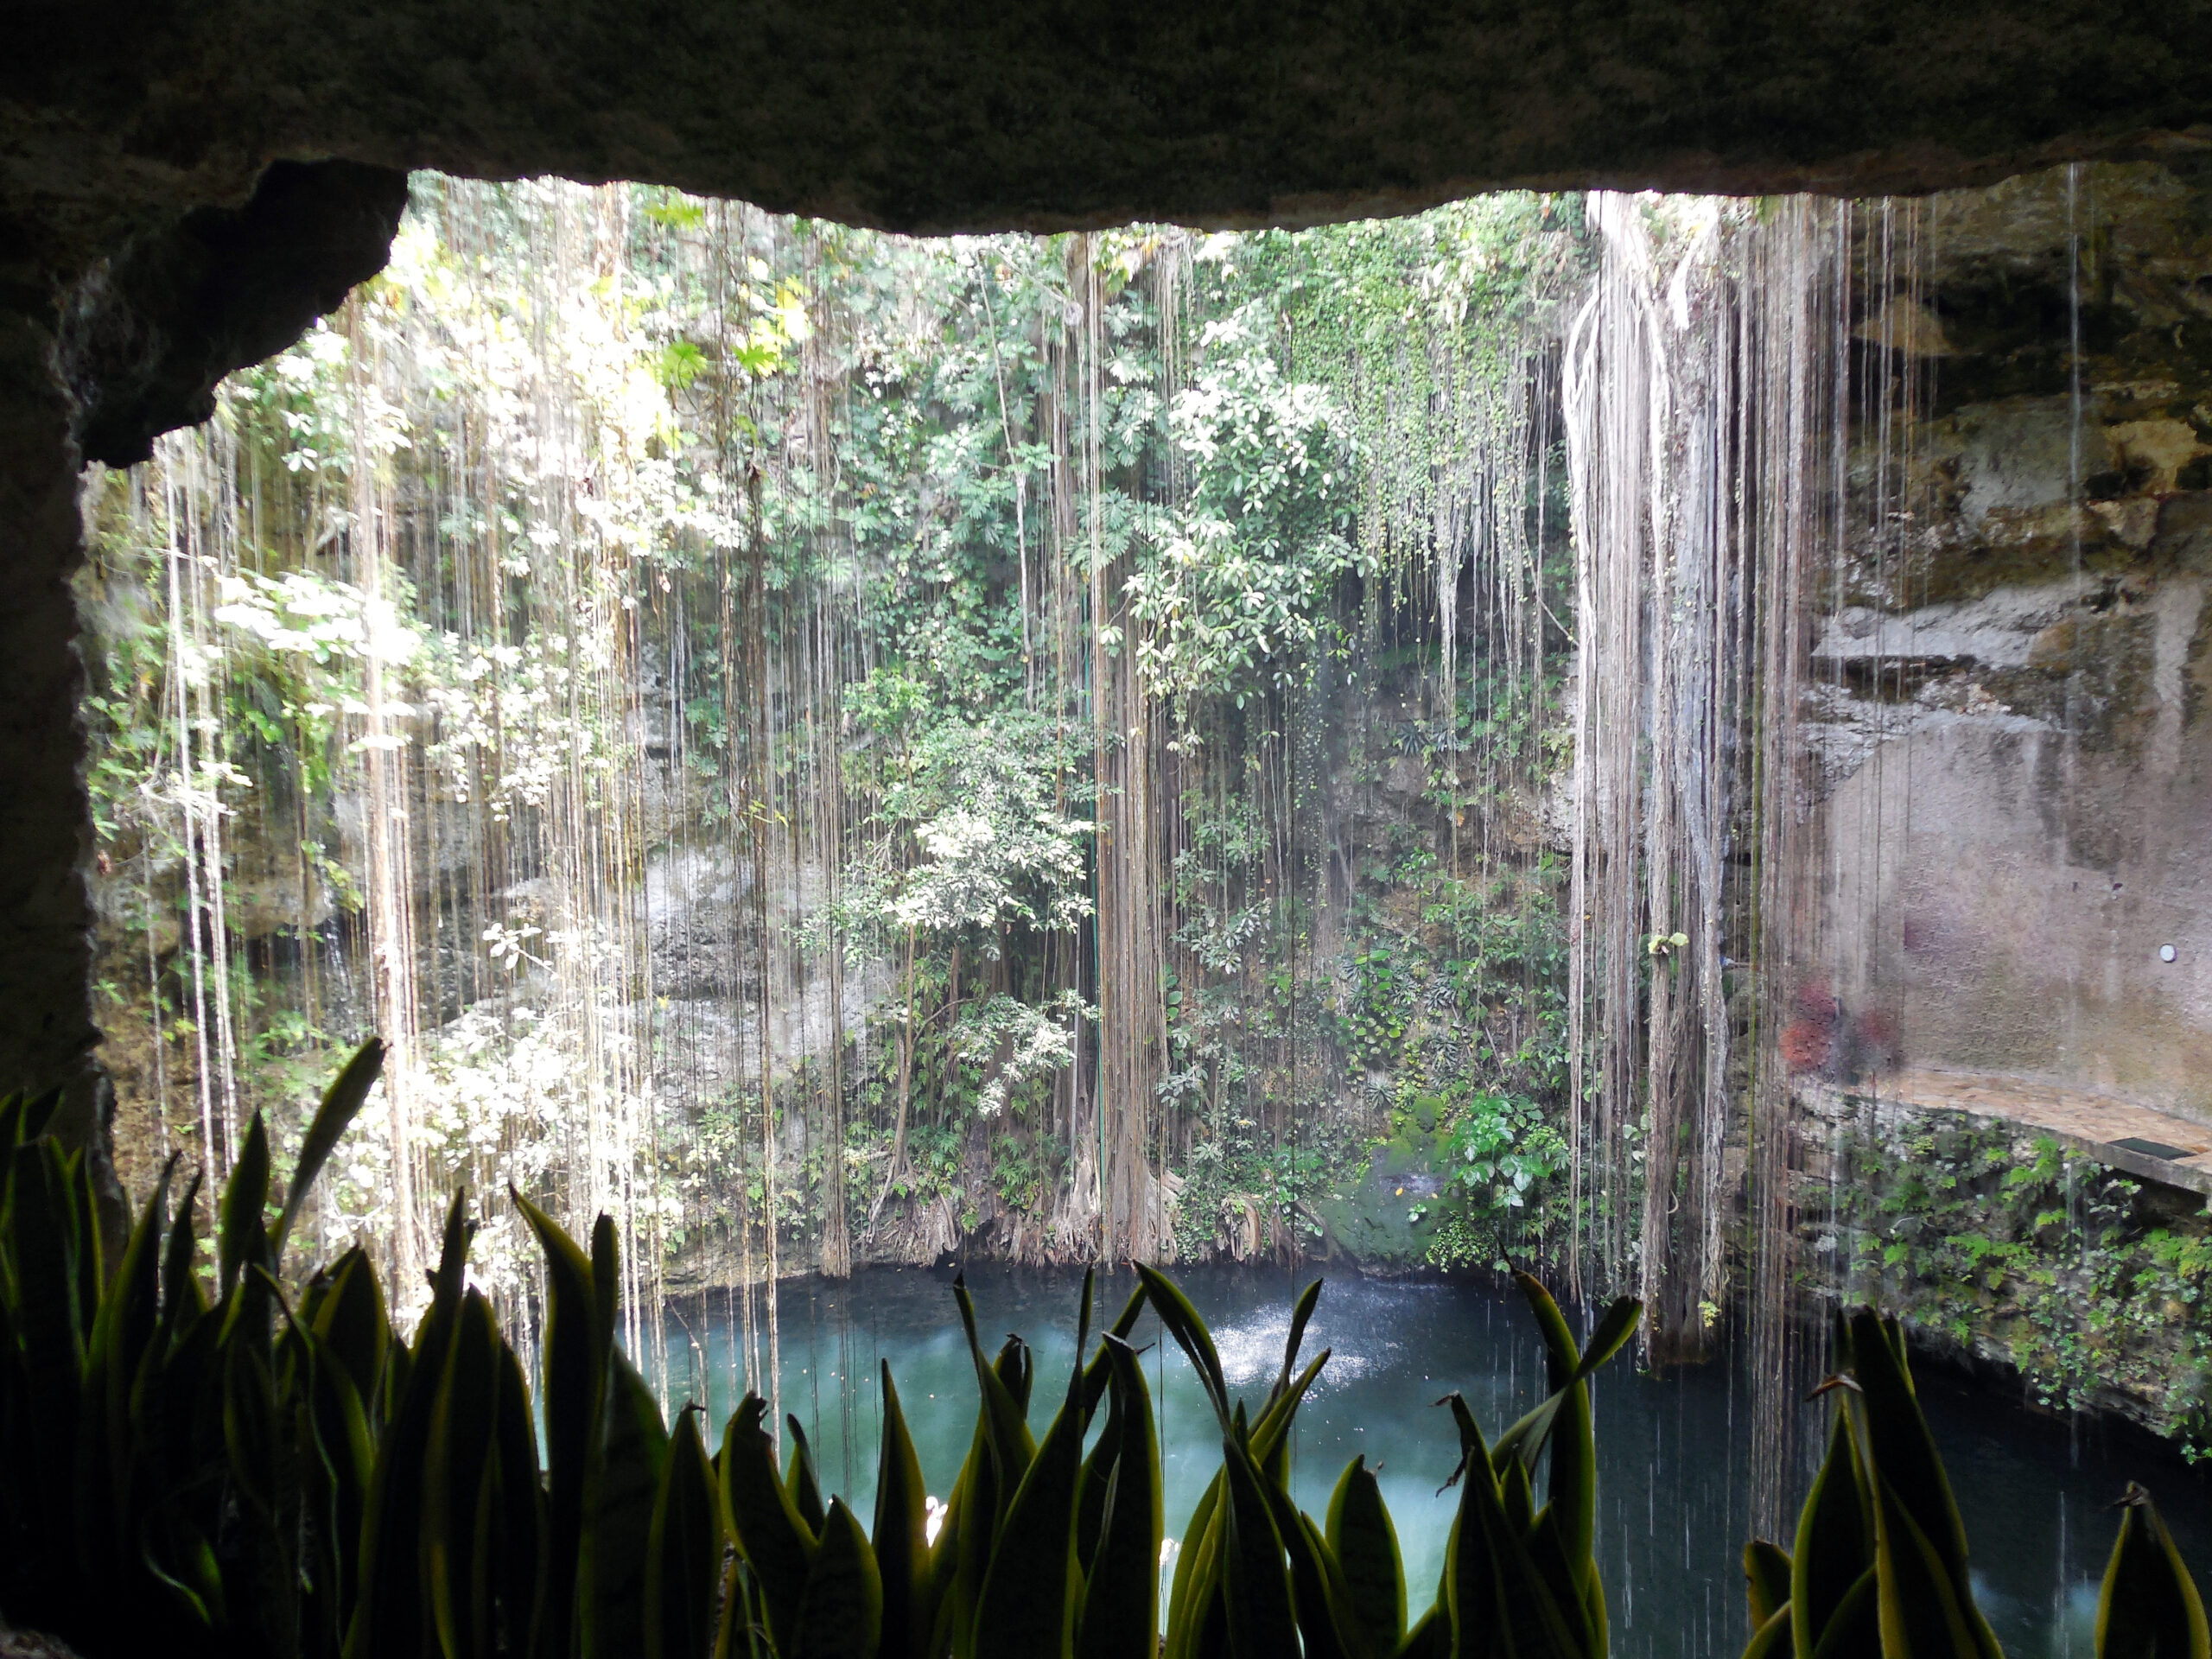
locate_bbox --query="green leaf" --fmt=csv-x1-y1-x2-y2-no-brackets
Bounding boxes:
1872,1471,1982,1659
1265,1279,1324,1413
793,1497,884,1659
346,1193,472,1659
515,1185,602,1659
874,1363,933,1659
785,1414,829,1536
1744,1605,1793,1659
489,1338,545,1652
1135,1266,1230,1429
720,1395,817,1651
973,1358,1088,1659
952,1275,1036,1510
647,1409,725,1659
1162,1471,1224,1659
1569,1298,1642,1385
1744,1540,1792,1630
1846,1311,1969,1586
308,1247,390,1404
272,1037,383,1259
1807,1569,1878,1659
1791,1410,1871,1659
1218,1436,1299,1659
2095,1485,2209,1659
581,1352,671,1659
425,1289,501,1659
159,1170,207,1345
1327,1456,1407,1659
217,1112,272,1300
1075,1336,1162,1659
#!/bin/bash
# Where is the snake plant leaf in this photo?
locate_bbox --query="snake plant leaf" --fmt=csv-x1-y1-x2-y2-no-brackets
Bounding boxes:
711,1551,766,1659
793,1496,884,1659
1568,1298,1642,1386
1872,1470,1985,1659
346,1191,470,1659
1264,1279,1325,1414
874,1362,933,1659
1791,1411,1871,1659
1328,1455,1408,1659
1443,1393,1583,1659
139,1509,227,1630
1162,1470,1224,1659
1509,1272,1614,1572
944,1409,999,1657
1136,1265,1230,1430
1219,1434,1300,1659
786,1413,829,1536
425,1288,501,1659
1249,1349,1331,1469
1075,1354,1123,1575
299,1325,376,1642
1515,1274,1582,1393
1503,1455,1536,1534
646,1408,725,1659
159,1168,207,1345
1078,1281,1150,1416
1744,1605,1793,1659
1805,1568,1877,1659
83,1157,172,1570
953,1275,1036,1501
217,1111,272,1300
582,1351,671,1659
973,1356,1088,1659
1846,1310,1969,1586
1075,1335,1162,1659
308,1247,389,1404
1526,1505,1600,1659
996,1332,1035,1418
720,1394,819,1652
271,1038,383,1260
489,1336,543,1651
1399,1604,1450,1659
11,1140,92,1373
2095,1485,2209,1659
1744,1541,1792,1630
0,1086,63,1149
514,1185,602,1659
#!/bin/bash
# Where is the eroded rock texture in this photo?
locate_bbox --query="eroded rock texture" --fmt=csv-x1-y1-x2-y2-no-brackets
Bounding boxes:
1808,162,2212,1122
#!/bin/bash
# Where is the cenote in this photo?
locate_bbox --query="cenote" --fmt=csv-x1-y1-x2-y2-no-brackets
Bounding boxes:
35,118,2212,1659
663,1264,2212,1658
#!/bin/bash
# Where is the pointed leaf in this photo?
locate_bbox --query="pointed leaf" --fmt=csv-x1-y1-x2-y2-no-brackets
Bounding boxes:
2096,1485,2210,1659
273,1038,383,1258
648,1409,725,1659
1328,1456,1407,1659
794,1497,883,1659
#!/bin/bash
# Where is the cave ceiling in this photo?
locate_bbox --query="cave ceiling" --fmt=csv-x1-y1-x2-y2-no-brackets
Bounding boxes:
11,0,2212,462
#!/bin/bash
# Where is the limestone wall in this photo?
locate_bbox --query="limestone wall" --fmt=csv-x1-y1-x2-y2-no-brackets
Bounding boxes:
1808,160,2212,1128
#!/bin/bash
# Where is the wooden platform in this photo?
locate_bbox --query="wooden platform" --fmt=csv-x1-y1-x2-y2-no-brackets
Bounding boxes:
1862,1068,2212,1198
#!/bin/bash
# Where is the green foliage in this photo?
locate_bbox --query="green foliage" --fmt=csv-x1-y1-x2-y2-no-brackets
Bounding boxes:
0,1047,2203,1659
1738,1308,2209,1659
1834,1110,2212,1454
1129,306,1362,702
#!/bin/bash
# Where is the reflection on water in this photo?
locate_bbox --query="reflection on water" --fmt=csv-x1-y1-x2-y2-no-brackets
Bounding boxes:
657,1265,2209,1659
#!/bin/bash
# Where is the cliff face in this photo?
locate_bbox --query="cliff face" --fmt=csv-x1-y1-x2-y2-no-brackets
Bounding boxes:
1809,160,2212,1123
1789,160,2212,1442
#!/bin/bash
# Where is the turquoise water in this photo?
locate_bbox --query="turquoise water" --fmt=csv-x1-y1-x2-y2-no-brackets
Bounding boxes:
658,1264,2209,1659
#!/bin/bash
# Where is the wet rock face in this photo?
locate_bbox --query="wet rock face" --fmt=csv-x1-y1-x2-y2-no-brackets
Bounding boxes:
1813,160,2212,1124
